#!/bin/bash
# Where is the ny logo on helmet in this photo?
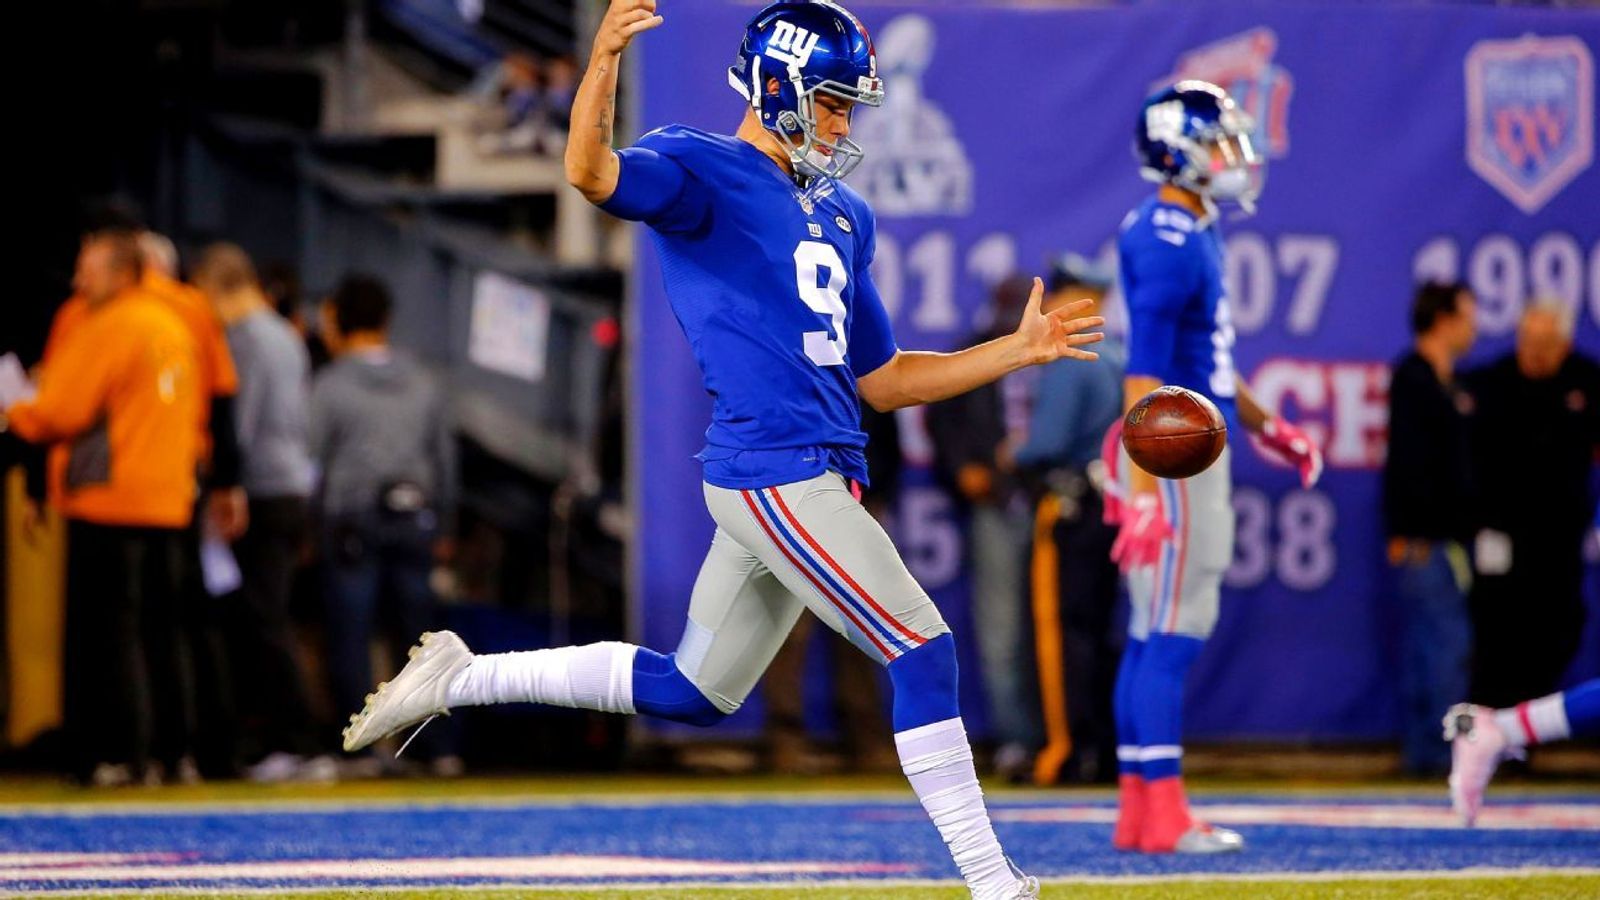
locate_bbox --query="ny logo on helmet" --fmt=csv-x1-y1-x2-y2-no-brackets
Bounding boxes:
1145,100,1187,145
765,21,821,69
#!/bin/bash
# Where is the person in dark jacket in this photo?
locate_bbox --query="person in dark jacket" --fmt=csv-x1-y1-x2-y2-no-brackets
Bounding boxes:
925,275,1041,777
1464,298,1600,710
1383,280,1478,776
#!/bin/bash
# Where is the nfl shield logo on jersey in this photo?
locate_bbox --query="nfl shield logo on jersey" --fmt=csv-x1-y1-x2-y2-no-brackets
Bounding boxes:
1464,35,1594,214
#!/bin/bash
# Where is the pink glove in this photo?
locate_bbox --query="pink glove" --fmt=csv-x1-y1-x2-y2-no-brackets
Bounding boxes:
1259,416,1323,488
1110,493,1174,572
1099,420,1126,526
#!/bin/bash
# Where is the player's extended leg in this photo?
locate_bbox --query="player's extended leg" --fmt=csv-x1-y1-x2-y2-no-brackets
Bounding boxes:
1122,450,1240,854
709,472,1036,900
1444,677,1600,825
342,525,805,752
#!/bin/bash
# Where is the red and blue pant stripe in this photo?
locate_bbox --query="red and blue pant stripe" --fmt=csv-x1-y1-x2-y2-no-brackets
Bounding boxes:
740,487,927,662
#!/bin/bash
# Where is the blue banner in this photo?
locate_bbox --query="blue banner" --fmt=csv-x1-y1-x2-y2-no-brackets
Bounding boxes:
630,1,1600,740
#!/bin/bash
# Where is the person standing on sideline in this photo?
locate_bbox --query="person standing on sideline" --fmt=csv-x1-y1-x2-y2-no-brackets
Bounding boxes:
1014,254,1126,786
137,229,247,776
193,243,334,782
1462,299,1599,711
311,275,460,775
3,228,203,785
925,275,1044,780
1384,280,1479,776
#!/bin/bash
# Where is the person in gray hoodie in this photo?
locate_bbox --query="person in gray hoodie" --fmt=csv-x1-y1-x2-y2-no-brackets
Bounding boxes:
311,275,457,770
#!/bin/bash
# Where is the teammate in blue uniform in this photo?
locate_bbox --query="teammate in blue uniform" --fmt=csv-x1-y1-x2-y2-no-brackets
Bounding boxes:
340,3,1104,897
1103,82,1323,854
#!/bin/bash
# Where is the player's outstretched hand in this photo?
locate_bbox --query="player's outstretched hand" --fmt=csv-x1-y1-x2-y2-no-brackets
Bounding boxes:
1014,277,1104,366
595,0,664,57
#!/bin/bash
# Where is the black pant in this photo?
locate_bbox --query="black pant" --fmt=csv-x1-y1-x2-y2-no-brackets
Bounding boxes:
229,496,320,759
1048,483,1122,784
1470,531,1588,709
64,521,191,777
177,500,238,775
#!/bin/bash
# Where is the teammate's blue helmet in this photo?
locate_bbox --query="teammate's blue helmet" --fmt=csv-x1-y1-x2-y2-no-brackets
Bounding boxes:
1135,80,1263,213
728,0,884,180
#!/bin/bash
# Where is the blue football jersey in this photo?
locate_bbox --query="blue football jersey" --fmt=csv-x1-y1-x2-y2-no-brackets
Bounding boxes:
601,125,898,489
1118,195,1240,433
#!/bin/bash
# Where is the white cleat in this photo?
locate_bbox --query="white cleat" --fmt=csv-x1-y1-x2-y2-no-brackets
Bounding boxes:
1007,874,1040,899
1443,703,1521,827
1004,864,1043,890
342,631,472,753
1001,856,1039,899
1173,823,1245,854
974,857,1038,899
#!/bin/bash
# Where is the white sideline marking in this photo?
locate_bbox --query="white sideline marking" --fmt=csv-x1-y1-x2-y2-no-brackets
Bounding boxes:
0,789,1590,818
0,854,181,868
990,802,1600,830
8,866,1600,896
0,854,911,884
0,793,921,818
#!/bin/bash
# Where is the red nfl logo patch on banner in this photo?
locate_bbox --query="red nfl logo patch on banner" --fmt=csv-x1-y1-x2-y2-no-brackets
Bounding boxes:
1464,35,1594,214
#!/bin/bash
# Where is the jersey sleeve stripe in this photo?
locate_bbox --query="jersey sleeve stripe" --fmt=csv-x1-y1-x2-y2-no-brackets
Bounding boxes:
764,487,929,648
739,489,898,660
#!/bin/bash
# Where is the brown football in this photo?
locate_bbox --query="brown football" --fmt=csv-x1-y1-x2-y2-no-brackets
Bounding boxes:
1121,385,1227,479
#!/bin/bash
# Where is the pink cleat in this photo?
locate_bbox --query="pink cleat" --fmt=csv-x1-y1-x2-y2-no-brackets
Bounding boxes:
1443,703,1522,827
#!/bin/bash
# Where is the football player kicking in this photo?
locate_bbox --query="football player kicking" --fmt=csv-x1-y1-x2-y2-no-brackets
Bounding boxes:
1445,679,1600,826
1103,82,1322,854
341,2,1104,897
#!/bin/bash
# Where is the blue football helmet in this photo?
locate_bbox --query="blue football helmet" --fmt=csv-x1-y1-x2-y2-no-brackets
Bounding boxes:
1135,80,1263,213
728,0,884,180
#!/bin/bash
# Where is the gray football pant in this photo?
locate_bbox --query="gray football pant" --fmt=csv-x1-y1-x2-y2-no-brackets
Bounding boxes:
1125,446,1235,640
678,472,951,715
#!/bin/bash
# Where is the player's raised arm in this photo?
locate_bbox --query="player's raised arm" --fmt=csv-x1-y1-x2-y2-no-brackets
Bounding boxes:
565,0,664,203
856,277,1103,412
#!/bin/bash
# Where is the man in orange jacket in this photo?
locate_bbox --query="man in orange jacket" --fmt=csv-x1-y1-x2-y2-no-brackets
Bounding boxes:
3,227,204,785
37,232,245,536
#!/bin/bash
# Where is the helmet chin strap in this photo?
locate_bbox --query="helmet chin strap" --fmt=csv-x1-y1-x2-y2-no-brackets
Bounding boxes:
772,113,840,181
769,113,813,182
754,66,871,182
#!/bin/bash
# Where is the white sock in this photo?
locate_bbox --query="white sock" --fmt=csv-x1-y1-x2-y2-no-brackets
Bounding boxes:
1494,693,1570,747
896,717,1016,900
446,642,637,714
